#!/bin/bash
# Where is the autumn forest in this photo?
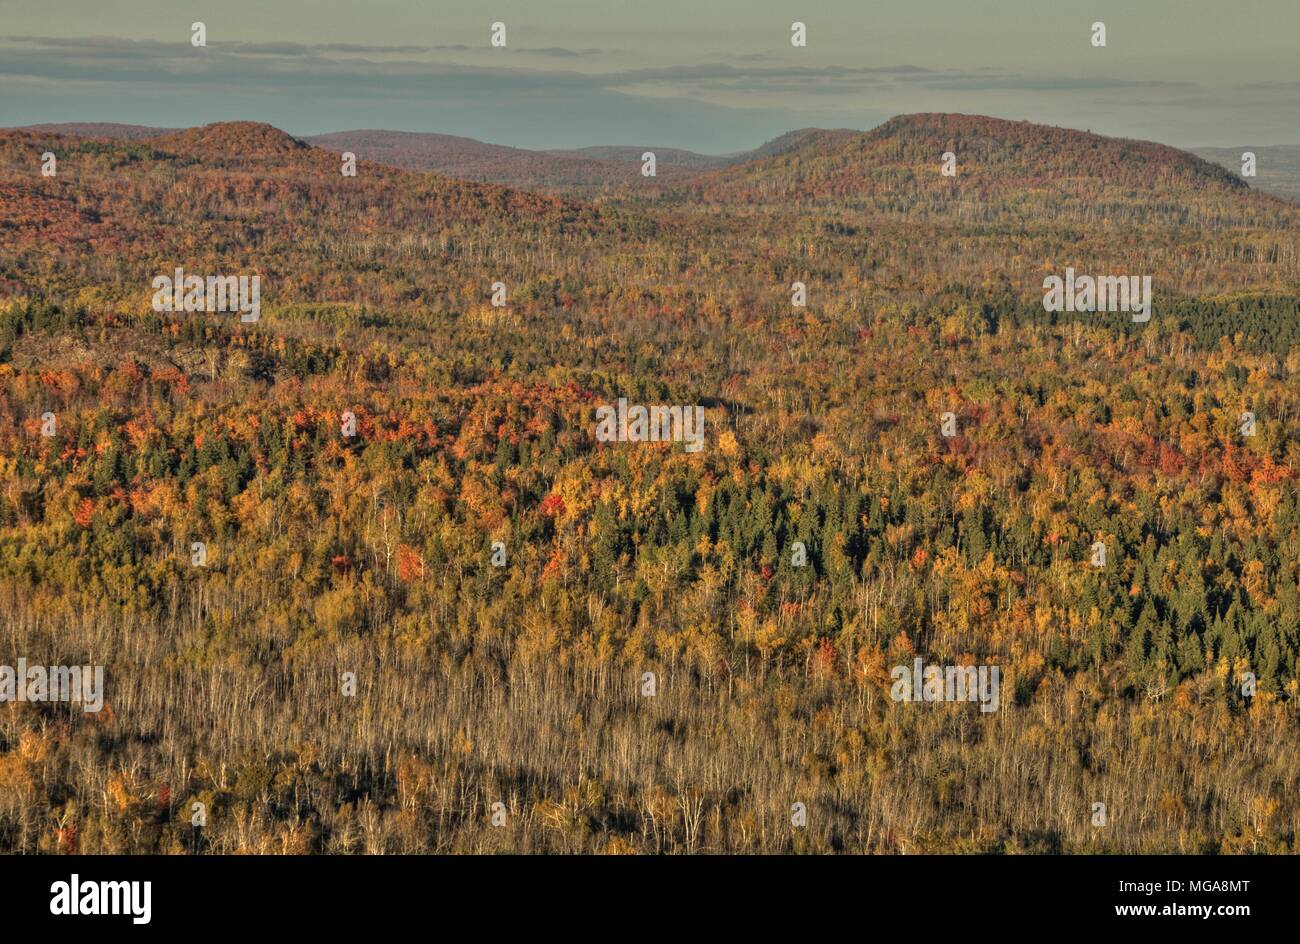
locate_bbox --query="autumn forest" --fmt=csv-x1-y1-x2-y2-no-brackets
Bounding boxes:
1,111,1299,855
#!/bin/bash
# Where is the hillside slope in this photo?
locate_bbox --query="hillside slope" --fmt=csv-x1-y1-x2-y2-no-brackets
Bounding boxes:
674,113,1296,228
0,122,615,303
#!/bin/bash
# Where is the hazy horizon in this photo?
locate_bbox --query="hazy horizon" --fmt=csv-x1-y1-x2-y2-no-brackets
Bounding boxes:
13,116,1300,157
2,0,1297,152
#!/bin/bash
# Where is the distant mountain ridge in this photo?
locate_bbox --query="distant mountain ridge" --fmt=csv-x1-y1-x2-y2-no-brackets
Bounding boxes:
9,116,1298,210
306,127,858,191
304,129,699,190
10,122,859,193
15,122,177,140
546,129,857,168
12,120,1300,205
23,119,1296,204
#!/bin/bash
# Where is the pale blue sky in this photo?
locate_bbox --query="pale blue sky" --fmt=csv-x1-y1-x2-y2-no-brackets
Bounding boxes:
1,0,1295,150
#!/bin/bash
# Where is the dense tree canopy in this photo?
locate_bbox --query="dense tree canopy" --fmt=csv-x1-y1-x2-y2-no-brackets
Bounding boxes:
0,117,1297,853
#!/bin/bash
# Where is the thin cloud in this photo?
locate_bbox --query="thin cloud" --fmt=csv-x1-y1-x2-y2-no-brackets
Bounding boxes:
515,47,604,57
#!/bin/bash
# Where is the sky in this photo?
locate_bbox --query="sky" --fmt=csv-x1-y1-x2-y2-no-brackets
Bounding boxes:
0,0,1295,152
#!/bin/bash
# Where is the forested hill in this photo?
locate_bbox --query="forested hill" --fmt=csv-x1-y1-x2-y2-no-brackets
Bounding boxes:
4,116,1299,308
671,113,1295,226
3,115,1298,307
0,122,614,299
148,122,313,160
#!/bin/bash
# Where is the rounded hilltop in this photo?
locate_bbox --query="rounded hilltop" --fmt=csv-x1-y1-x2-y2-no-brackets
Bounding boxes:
671,111,1281,226
150,121,308,158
